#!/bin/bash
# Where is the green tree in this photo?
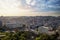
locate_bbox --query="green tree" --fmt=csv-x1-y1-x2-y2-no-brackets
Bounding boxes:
20,34,26,40
2,32,13,40
35,34,49,40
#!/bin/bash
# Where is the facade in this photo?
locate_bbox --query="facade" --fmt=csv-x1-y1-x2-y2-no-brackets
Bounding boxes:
5,22,23,28
38,26,55,34
0,20,2,27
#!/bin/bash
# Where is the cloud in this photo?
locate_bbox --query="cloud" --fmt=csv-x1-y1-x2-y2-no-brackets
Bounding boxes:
0,0,32,13
26,0,32,5
25,0,60,11
0,0,60,16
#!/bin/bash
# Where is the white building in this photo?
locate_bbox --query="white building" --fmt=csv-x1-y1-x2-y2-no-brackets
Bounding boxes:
38,26,55,34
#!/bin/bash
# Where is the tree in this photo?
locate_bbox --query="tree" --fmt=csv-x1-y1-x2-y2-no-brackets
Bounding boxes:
2,32,13,40
35,34,49,40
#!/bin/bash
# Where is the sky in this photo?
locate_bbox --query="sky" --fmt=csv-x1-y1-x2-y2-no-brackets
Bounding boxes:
0,0,60,16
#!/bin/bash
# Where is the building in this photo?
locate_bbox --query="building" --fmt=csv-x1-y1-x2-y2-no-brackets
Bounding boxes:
38,26,55,34
5,21,23,28
0,20,2,27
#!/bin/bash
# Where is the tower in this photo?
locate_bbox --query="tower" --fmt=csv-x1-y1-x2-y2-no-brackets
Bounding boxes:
0,16,4,27
0,20,2,27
